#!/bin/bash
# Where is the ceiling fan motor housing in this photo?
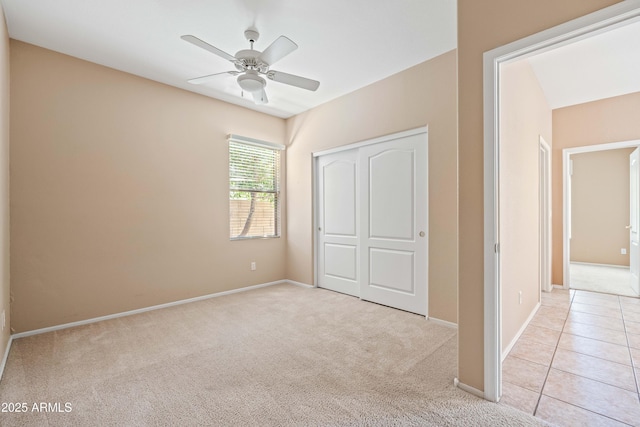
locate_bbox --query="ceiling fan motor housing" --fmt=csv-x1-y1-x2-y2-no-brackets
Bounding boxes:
234,49,269,73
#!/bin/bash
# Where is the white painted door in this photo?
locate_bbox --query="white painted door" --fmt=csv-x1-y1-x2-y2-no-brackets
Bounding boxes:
317,149,359,296
630,148,640,295
359,133,428,315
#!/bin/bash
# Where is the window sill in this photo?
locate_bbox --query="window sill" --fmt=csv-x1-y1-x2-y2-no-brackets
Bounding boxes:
230,235,280,241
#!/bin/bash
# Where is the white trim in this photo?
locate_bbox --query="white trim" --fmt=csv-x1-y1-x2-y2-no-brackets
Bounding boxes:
454,378,485,399
285,279,315,288
427,317,458,330
313,127,429,314
312,126,427,158
563,139,640,290
12,280,289,339
563,149,571,290
539,136,552,294
501,302,540,361
312,155,319,288
483,0,640,404
227,134,285,151
565,139,640,155
483,44,502,403
0,335,13,382
571,261,630,269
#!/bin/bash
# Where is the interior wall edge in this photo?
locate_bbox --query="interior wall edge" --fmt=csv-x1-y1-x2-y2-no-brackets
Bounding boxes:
0,2,12,376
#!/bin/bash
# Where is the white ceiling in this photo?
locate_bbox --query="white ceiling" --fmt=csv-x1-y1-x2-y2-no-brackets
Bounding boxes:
0,0,457,118
528,19,640,109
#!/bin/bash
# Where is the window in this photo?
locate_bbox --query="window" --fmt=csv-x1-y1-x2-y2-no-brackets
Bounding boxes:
228,135,283,239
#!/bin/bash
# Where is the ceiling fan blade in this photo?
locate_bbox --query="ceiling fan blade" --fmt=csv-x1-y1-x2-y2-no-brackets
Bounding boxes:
258,36,298,66
181,35,236,62
187,71,239,85
268,70,320,91
252,88,268,105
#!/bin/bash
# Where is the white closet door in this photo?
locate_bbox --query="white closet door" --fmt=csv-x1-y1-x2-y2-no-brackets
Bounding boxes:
317,149,359,296
359,132,428,315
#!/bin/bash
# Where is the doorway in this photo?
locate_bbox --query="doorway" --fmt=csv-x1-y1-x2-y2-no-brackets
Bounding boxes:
483,2,640,403
563,142,640,298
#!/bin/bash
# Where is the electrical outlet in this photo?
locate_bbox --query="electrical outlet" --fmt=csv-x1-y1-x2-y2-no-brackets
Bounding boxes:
621,248,627,255
518,291,522,305
251,261,256,271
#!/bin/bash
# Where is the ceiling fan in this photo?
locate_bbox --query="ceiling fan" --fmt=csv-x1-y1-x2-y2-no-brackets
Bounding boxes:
181,28,320,105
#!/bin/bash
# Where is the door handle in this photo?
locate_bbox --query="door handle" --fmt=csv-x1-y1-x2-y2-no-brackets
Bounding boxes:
419,231,425,237
626,225,632,229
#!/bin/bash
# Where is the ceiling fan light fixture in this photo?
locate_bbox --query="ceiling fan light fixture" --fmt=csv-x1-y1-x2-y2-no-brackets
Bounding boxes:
182,28,320,106
237,73,265,93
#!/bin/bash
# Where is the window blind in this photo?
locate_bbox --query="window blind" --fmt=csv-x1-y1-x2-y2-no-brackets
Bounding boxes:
229,138,281,239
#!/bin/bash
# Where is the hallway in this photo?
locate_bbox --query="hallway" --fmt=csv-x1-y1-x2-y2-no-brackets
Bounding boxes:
501,288,640,425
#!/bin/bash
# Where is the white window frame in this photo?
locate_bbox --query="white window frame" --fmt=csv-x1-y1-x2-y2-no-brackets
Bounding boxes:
228,134,285,240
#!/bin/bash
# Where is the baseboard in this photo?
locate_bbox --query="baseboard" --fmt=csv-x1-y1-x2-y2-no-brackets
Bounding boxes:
428,317,458,329
285,279,314,288
454,377,484,399
571,261,629,269
12,279,291,339
501,302,540,361
0,335,13,382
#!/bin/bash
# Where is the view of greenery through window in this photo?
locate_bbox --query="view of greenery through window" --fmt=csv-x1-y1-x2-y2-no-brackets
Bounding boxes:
229,141,280,239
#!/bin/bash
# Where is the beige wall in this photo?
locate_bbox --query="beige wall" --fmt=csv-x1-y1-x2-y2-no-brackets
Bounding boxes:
571,148,633,266
552,92,640,284
10,41,287,333
457,0,621,391
285,50,458,323
499,60,552,351
7,0,632,394
0,7,10,363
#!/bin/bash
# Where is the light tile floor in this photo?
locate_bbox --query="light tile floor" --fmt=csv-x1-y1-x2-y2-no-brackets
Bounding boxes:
501,288,640,426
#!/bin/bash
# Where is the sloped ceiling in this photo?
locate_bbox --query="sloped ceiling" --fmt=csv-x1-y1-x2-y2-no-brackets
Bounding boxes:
528,19,640,109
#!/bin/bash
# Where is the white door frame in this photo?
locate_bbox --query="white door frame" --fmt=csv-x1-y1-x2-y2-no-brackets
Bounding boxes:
312,126,428,288
483,1,640,403
562,140,640,290
630,147,640,296
539,136,552,293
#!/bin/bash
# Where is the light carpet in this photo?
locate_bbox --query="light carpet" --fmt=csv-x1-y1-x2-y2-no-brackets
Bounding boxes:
0,284,547,426
570,262,639,297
